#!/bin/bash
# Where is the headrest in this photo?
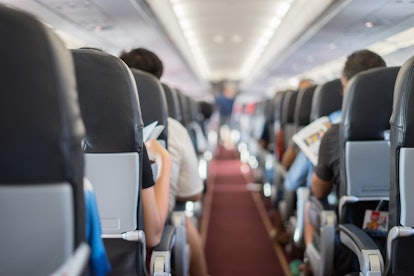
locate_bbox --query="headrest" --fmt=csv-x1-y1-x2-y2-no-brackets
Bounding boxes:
294,85,317,127
273,91,287,124
186,96,199,121
72,49,143,153
282,90,298,125
131,69,169,145
390,56,414,148
162,83,183,122
0,5,85,183
310,79,343,122
177,90,191,126
341,67,400,141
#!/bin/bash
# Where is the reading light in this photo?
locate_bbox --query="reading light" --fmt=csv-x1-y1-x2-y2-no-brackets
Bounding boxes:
365,21,374,28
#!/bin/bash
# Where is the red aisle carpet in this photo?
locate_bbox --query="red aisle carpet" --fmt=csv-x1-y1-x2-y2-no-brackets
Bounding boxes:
204,146,286,276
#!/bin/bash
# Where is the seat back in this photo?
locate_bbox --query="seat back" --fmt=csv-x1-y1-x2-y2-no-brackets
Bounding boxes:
339,67,399,224
310,79,343,122
273,91,288,161
177,88,191,127
281,90,298,145
163,83,183,122
294,85,317,130
72,49,145,275
0,5,85,275
132,69,169,148
387,56,414,275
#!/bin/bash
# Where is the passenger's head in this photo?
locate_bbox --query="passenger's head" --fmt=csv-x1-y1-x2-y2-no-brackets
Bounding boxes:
298,78,314,89
120,48,163,79
341,49,386,87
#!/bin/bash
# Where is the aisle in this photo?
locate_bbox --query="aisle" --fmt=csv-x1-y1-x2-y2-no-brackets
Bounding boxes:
203,146,287,275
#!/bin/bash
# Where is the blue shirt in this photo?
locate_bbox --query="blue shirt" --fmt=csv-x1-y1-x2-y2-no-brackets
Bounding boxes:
84,179,111,276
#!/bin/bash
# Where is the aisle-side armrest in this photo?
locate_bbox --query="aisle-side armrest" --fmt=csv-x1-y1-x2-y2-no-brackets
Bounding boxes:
151,225,176,275
339,224,383,275
50,242,90,276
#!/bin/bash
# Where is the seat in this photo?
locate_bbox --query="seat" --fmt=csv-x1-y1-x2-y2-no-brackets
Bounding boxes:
384,56,414,275
279,86,316,226
0,5,89,275
290,80,342,248
305,67,399,276
273,90,298,219
310,79,343,122
72,48,176,276
131,69,188,276
162,83,183,123
269,91,288,203
281,89,299,145
131,69,169,148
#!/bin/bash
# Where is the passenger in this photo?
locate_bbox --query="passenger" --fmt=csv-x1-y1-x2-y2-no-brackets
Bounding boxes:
142,139,172,247
303,49,386,274
214,82,235,127
120,47,208,276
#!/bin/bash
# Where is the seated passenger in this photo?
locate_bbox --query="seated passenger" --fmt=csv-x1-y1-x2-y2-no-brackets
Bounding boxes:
303,49,386,274
120,47,208,275
142,139,172,247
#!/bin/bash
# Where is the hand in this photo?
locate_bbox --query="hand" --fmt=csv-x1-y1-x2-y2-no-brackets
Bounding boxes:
145,139,170,165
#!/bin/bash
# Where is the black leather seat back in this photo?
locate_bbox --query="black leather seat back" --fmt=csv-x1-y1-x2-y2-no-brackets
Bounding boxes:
281,90,298,144
162,83,182,122
387,56,414,275
73,48,145,275
310,79,343,122
73,49,143,154
339,67,399,222
132,69,169,148
0,5,85,274
294,85,317,128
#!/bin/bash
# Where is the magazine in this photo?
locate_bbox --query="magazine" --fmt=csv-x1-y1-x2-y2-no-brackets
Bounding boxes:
292,116,331,165
143,121,165,142
362,209,388,232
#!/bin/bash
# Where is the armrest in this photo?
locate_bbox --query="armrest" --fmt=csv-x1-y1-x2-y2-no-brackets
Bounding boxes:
339,224,383,275
50,242,90,276
305,209,336,276
153,225,176,252
293,187,310,247
171,210,186,227
151,225,176,275
386,226,414,266
169,212,189,276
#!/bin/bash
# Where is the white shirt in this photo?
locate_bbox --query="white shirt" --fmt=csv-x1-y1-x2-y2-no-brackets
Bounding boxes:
167,117,204,211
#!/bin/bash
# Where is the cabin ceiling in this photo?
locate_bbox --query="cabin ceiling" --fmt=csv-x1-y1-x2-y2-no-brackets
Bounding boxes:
2,0,414,97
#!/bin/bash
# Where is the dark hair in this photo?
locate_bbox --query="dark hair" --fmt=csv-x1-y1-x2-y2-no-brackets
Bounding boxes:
199,101,214,120
342,49,386,81
120,48,164,79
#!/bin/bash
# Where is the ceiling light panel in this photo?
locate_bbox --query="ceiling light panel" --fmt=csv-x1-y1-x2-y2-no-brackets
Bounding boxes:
168,0,295,80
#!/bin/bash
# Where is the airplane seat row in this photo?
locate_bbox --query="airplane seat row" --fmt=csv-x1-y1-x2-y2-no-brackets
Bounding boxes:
0,5,90,275
283,82,342,249
327,57,414,276
0,4,189,274
278,85,316,225
386,55,414,275
132,69,190,276
306,66,399,276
